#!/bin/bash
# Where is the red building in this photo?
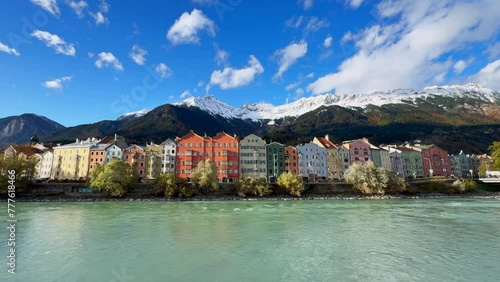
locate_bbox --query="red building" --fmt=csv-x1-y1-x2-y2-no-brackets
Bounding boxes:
284,146,298,174
408,144,451,177
175,131,239,182
122,145,146,178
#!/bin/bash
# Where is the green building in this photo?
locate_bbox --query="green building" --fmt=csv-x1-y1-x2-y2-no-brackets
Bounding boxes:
266,142,285,182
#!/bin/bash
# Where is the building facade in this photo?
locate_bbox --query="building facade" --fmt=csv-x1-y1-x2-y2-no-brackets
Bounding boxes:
212,132,240,182
51,138,99,180
297,142,327,181
371,148,392,170
37,151,53,179
160,139,176,174
342,138,373,164
408,144,451,177
145,143,162,179
122,145,147,178
266,142,285,182
239,134,267,179
175,131,209,180
284,146,298,174
313,136,341,180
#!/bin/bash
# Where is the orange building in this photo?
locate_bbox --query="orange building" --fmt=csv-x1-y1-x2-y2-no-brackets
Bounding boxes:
284,146,298,174
212,132,239,182
122,145,147,178
175,130,239,182
89,144,107,175
175,131,211,180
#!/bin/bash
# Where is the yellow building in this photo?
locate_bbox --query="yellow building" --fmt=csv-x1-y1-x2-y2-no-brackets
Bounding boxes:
145,142,162,179
51,137,101,181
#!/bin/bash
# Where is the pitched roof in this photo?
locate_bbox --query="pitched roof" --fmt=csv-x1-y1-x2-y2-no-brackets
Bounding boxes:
5,145,43,157
314,137,337,149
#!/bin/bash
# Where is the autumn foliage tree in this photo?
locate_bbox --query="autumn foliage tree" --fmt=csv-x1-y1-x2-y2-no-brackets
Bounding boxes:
276,172,304,197
90,160,138,197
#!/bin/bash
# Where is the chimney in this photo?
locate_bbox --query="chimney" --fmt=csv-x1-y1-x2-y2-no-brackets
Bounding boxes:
76,138,79,143
325,134,330,141
114,134,117,142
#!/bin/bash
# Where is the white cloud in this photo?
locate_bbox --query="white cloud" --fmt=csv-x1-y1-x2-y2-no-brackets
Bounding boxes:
99,0,110,13
88,0,109,25
468,60,500,90
88,52,94,58
95,52,123,71
31,0,60,17
304,17,329,35
453,60,468,74
210,55,264,89
285,16,304,29
90,11,108,25
31,30,76,56
213,43,229,66
486,42,500,59
180,90,192,98
133,22,139,35
42,76,72,89
197,80,205,87
0,42,20,56
66,0,87,18
129,44,148,65
273,40,308,80
285,81,301,91
346,0,364,9
285,72,315,91
298,0,313,11
308,0,500,95
323,35,333,48
155,63,173,79
167,9,215,45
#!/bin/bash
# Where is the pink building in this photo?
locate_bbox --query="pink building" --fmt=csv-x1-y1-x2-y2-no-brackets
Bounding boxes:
342,138,376,164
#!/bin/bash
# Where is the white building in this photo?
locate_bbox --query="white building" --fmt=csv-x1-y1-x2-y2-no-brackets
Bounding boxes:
37,151,53,179
105,144,123,163
160,139,176,173
297,142,327,180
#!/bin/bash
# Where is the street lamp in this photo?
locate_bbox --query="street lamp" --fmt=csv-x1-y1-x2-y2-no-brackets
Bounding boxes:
424,157,433,178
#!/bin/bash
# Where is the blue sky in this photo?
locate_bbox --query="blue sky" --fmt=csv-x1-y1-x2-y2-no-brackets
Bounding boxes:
1,0,499,126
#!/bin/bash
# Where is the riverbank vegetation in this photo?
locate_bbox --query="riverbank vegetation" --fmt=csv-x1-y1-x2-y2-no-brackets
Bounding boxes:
0,156,38,194
344,161,407,195
89,160,137,197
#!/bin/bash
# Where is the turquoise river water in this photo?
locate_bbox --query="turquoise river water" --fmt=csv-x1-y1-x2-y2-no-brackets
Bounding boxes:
1,199,499,282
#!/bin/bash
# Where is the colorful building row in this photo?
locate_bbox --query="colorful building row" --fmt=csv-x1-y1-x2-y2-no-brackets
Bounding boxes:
1,132,493,182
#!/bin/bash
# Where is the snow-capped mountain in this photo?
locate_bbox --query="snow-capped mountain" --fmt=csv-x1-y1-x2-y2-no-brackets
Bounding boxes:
175,84,499,121
117,109,151,120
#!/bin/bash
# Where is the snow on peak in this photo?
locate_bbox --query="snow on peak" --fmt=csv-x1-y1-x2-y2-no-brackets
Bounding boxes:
117,109,150,120
173,84,498,121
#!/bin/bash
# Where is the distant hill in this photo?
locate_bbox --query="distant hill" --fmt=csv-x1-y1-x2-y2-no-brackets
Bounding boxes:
2,84,500,154
0,114,65,148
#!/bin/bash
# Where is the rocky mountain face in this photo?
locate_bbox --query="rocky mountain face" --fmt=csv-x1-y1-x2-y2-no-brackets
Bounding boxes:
0,114,65,148
3,84,499,154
